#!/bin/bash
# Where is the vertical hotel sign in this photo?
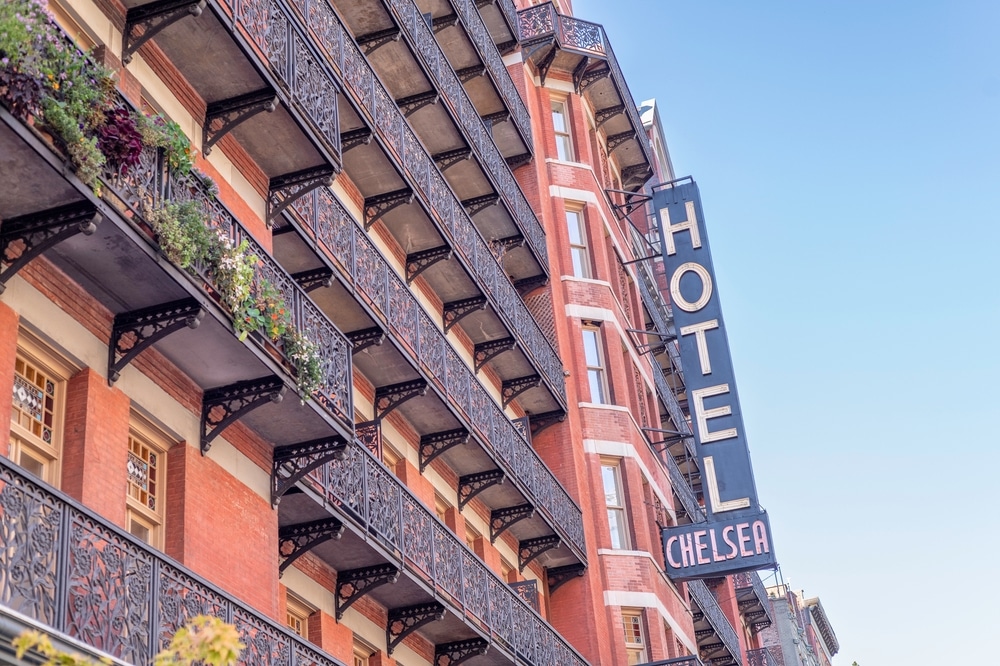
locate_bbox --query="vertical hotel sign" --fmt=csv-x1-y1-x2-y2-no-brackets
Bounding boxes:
656,178,777,581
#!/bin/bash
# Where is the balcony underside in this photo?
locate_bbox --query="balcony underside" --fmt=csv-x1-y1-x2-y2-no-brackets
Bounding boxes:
0,112,352,446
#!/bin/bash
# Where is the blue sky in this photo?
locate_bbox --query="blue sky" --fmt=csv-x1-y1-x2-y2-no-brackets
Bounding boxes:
573,0,1000,663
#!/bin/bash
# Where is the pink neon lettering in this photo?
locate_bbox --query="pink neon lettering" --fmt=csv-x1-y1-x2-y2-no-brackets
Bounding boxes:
752,520,770,554
694,530,710,565
722,526,738,560
737,523,753,557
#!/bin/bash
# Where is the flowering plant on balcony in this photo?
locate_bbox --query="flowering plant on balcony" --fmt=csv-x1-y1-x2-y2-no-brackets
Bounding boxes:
144,199,214,271
97,105,144,173
282,327,323,399
137,113,196,176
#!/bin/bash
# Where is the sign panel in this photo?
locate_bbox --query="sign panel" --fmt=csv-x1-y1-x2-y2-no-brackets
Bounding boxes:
654,178,777,581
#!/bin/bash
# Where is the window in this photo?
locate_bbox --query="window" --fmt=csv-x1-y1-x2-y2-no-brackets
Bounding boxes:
465,523,482,551
353,638,375,666
551,100,573,161
285,593,314,639
500,557,515,583
434,493,451,523
126,420,168,548
9,339,69,486
566,207,591,278
622,611,647,665
602,461,629,549
582,326,608,404
382,442,401,476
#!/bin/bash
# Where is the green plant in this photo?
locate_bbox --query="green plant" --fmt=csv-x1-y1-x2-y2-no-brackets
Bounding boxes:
144,199,213,270
210,232,259,340
255,279,291,341
283,327,324,400
137,113,195,176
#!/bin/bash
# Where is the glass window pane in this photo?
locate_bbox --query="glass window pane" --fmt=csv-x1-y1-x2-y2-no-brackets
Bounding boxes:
566,210,583,243
582,330,600,365
588,369,605,403
551,103,566,132
602,465,620,505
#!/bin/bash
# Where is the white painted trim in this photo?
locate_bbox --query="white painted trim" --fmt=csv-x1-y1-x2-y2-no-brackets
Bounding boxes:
584,439,675,522
603,590,698,655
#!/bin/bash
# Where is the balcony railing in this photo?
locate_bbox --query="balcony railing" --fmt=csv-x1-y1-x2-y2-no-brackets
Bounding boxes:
733,571,774,632
285,0,567,403
384,0,545,264
493,0,518,41
689,580,742,666
636,658,704,666
288,187,585,555
734,572,770,612
747,648,779,666
0,457,349,666
298,443,589,666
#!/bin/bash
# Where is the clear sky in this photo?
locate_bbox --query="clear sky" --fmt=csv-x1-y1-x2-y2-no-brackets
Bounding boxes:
572,0,1000,663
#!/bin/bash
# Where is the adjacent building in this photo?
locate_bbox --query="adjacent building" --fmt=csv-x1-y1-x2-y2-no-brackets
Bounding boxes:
0,0,779,664
759,586,840,666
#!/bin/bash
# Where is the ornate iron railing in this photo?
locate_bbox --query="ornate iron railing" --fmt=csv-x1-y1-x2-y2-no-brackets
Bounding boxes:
383,0,545,265
517,2,653,169
284,0,567,403
659,439,701,522
636,658,704,666
688,580,742,666
439,0,531,146
288,187,585,554
298,444,589,666
99,138,354,429
747,648,778,666
492,0,518,41
733,572,774,626
0,457,349,666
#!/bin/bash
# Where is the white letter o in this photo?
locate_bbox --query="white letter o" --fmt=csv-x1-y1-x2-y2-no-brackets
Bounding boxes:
670,262,713,312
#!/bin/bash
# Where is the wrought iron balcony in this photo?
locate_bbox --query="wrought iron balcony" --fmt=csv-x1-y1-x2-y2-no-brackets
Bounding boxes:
689,580,743,666
518,2,653,190
636,658,705,666
281,0,567,404
733,572,775,634
283,442,589,666
747,648,779,666
286,187,585,557
0,457,350,666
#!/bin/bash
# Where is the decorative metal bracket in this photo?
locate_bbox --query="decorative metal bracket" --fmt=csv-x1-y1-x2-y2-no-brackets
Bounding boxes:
357,26,400,54
431,14,459,33
502,374,541,407
278,518,344,574
419,428,469,472
694,629,714,640
456,65,486,83
497,39,518,55
577,62,611,93
364,188,414,229
489,234,524,261
606,130,636,155
461,193,499,217
336,564,400,620
201,376,286,453
406,245,452,284
473,337,515,371
290,267,333,293
268,166,336,225
535,45,558,85
387,603,446,655
348,326,386,353
443,296,486,332
518,534,560,572
490,503,534,543
512,274,548,296
546,562,585,593
434,639,489,666
622,164,654,190
341,127,373,152
203,88,277,155
271,435,349,505
595,104,625,129
356,420,382,458
108,298,204,384
433,147,472,172
122,0,206,64
528,409,566,437
506,152,532,169
0,201,99,293
458,469,504,510
397,91,439,117
374,379,428,419
482,110,510,128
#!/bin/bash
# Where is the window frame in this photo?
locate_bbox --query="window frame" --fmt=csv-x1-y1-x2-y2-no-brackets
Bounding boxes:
285,592,315,639
565,205,591,278
601,459,629,549
551,98,574,161
126,415,171,550
582,324,609,404
622,609,648,665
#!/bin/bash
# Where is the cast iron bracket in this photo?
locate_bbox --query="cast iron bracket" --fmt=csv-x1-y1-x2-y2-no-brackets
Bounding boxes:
622,164,654,191
535,44,558,85
506,153,532,169
518,534,560,572
374,379,428,419
271,435,349,505
341,127,373,152
546,562,585,594
461,193,500,217
357,26,400,54
201,376,286,453
443,296,487,333
356,420,382,458
473,337,515,372
278,517,344,574
490,503,534,543
577,62,611,93
364,188,414,229
108,298,205,384
456,65,485,83
203,88,277,155
268,165,336,225
489,234,524,261
512,274,548,296
387,602,446,655
528,410,566,437
290,267,333,293
483,110,510,128
336,564,400,620
595,103,625,129
502,374,541,407
431,14,459,33
123,0,206,64
406,245,452,284
458,469,504,510
433,147,472,172
348,326,386,353
397,91,439,117
419,428,469,472
606,130,636,155
0,201,99,293
434,639,489,666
